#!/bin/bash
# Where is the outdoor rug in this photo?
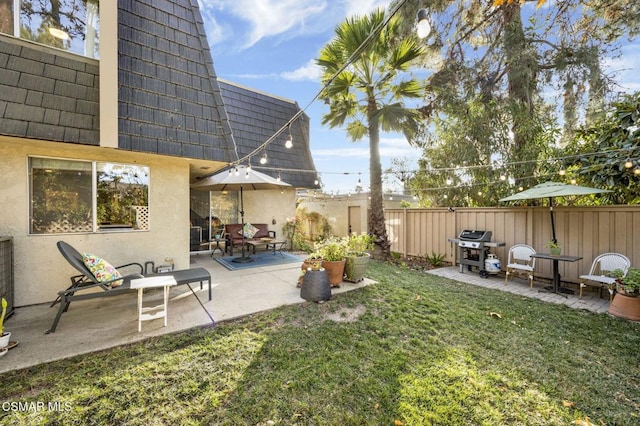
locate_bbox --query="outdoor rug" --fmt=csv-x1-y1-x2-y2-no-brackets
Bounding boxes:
213,251,304,271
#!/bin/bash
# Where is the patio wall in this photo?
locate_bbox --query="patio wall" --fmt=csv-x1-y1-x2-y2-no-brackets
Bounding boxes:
385,206,640,284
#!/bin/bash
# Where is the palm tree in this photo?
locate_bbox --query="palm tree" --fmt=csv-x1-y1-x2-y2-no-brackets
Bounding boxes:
316,8,426,258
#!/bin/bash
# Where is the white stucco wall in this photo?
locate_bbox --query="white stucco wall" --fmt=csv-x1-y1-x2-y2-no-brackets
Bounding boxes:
0,137,192,306
298,193,414,237
242,189,297,241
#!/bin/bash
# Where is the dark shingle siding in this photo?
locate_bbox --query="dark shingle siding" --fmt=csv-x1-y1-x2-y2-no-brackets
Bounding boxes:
117,0,236,162
0,35,100,145
218,80,318,188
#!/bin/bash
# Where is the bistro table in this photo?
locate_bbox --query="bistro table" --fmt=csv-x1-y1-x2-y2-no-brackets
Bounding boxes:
530,253,582,297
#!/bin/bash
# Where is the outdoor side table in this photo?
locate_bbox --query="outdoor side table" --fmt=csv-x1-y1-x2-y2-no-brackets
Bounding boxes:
530,253,582,297
130,276,177,332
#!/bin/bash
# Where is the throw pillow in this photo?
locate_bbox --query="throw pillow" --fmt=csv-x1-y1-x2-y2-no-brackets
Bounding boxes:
240,223,259,238
82,253,124,287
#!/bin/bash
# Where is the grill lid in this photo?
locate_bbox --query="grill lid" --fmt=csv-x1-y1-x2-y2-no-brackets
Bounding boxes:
458,230,492,242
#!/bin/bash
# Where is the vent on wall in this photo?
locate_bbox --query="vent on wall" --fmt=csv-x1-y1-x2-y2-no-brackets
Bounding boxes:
0,237,14,319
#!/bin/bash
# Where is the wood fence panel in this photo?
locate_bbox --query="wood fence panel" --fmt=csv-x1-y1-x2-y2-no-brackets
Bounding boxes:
386,205,640,284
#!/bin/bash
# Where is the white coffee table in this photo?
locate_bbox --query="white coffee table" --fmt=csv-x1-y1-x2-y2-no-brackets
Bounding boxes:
130,276,177,332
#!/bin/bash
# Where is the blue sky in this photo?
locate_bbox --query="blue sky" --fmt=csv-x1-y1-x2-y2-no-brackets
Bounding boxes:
196,0,639,194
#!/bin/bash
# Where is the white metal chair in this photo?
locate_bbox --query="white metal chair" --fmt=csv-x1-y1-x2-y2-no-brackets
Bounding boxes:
504,244,536,288
579,253,631,301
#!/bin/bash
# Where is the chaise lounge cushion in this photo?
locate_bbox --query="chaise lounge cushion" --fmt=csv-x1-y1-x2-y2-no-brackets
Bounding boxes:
82,253,124,287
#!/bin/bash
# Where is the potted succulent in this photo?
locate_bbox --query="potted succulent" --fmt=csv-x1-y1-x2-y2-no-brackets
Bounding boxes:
344,232,374,283
608,267,640,321
0,298,10,349
316,237,349,287
547,240,561,256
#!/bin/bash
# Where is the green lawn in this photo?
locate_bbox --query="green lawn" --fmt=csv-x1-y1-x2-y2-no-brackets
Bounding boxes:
1,262,639,425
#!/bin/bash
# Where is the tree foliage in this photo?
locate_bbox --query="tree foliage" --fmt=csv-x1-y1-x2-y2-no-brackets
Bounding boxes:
316,8,426,258
570,92,640,204
390,0,638,206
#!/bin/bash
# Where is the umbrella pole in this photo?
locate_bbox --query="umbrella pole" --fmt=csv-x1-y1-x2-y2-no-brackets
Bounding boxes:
549,197,557,244
232,186,253,263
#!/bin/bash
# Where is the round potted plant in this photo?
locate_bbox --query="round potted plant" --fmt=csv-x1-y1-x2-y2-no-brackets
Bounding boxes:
344,232,374,283
547,240,561,256
298,252,324,288
608,267,640,321
317,237,349,287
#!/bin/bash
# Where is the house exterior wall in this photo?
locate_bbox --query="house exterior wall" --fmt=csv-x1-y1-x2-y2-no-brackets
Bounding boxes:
298,193,412,237
242,189,297,240
0,137,191,306
0,0,316,307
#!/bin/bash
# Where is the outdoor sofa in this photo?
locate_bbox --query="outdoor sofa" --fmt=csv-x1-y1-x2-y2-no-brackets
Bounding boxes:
223,223,275,255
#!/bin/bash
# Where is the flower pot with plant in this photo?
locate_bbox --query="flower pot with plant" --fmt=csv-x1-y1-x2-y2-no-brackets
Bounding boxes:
345,232,374,283
317,237,349,287
0,298,10,348
608,267,640,321
298,252,324,288
547,240,561,256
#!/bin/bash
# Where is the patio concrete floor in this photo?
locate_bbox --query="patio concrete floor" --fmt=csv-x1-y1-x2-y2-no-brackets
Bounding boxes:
0,257,611,374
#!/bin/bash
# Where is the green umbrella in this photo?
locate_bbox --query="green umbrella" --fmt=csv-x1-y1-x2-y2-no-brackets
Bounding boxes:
499,181,611,243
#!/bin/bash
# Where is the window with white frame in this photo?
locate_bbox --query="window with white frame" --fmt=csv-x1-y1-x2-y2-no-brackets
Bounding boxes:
29,157,149,234
0,0,100,59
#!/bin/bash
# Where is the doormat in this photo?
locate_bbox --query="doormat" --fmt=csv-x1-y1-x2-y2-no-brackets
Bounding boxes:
213,251,304,271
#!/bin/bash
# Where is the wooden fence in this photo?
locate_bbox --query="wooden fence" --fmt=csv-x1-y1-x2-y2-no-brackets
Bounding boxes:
385,206,640,284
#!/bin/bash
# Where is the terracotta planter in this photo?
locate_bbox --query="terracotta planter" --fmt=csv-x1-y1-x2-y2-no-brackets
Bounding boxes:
344,253,370,283
608,293,640,321
322,259,346,287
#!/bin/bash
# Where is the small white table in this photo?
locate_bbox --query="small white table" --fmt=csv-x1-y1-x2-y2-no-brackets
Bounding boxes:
130,276,177,332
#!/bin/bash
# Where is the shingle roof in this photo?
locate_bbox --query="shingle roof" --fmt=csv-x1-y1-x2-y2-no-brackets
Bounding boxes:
0,35,100,144
218,79,319,189
117,0,236,161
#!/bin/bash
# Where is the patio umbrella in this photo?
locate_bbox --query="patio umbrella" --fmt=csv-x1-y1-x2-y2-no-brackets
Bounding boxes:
191,165,291,262
499,181,611,243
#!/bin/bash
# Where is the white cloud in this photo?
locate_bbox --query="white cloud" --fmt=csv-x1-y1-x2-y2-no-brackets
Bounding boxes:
281,59,323,82
312,136,420,160
199,0,394,50
343,0,392,19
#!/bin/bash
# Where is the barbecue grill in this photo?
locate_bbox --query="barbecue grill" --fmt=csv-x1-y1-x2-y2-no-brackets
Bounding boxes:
448,230,505,278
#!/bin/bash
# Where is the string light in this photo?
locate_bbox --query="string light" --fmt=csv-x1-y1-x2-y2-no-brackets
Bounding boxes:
259,150,268,165
624,157,633,168
285,126,293,149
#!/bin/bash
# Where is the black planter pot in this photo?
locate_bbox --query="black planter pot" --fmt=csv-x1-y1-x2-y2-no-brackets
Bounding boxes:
300,269,331,302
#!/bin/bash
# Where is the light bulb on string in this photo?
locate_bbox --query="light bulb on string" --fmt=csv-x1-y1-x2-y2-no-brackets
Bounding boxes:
260,151,267,165
416,9,431,39
276,171,281,182
634,166,640,176
446,177,452,185
500,174,506,181
570,177,577,185
234,166,239,176
624,157,633,168
558,168,566,176
285,126,293,149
